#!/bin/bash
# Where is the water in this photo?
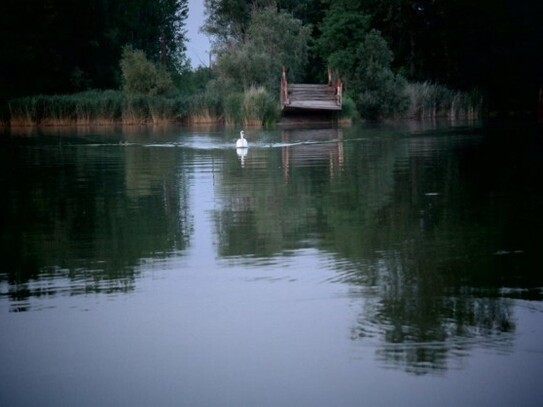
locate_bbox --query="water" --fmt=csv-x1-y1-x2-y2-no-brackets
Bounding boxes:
1,121,542,406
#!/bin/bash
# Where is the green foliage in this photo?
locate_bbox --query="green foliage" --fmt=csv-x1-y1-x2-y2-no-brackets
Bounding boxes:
203,0,277,44
120,48,175,96
175,66,213,95
75,91,124,124
203,0,249,42
247,8,311,83
315,7,408,120
221,87,279,126
0,0,189,99
223,93,245,125
315,8,370,75
8,91,126,126
340,95,359,120
187,91,223,124
7,91,192,126
349,30,409,120
243,86,280,126
1,0,541,114
212,7,311,94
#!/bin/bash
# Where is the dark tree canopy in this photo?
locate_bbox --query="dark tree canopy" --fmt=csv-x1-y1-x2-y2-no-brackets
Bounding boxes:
203,0,543,112
0,0,188,100
0,0,541,114
354,0,543,111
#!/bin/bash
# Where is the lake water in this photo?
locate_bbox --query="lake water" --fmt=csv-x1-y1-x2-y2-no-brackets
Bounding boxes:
1,121,542,406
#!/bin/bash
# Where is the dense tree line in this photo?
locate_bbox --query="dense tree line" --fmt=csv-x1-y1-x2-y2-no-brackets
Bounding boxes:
0,0,188,100
205,0,543,114
1,0,541,118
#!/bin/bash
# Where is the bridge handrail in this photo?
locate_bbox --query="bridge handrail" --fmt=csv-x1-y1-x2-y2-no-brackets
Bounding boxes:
281,66,289,107
328,68,342,107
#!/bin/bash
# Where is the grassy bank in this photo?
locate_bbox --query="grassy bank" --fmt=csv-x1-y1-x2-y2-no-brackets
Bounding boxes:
3,82,482,128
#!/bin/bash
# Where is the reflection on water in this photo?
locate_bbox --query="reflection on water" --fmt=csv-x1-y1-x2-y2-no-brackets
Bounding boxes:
1,121,543,405
0,132,191,311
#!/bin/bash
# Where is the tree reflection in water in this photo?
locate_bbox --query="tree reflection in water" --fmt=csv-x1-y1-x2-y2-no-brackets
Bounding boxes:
213,124,539,374
2,123,540,375
0,128,191,311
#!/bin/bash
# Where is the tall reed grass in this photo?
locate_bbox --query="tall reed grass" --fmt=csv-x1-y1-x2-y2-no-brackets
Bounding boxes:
404,82,483,120
223,93,244,126
243,86,279,127
7,91,191,126
187,93,223,125
223,86,279,127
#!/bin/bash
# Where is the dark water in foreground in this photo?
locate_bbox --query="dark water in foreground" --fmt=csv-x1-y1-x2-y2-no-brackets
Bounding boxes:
1,121,542,406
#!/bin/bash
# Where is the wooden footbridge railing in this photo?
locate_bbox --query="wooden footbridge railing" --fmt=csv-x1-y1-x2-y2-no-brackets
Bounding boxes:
281,66,342,112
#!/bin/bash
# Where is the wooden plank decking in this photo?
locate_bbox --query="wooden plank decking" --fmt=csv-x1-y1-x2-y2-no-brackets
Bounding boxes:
282,84,341,112
281,68,342,113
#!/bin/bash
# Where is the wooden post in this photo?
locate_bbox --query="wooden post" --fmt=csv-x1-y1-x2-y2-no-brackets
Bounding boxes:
281,66,289,108
336,76,343,106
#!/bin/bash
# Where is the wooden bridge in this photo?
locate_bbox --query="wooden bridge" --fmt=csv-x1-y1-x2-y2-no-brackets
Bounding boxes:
280,67,343,113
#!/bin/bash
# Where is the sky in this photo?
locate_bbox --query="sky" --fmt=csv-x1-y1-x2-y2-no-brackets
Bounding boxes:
186,0,211,68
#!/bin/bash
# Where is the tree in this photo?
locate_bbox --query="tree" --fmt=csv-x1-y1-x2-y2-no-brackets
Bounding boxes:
107,0,189,71
315,7,370,76
203,0,276,45
0,0,189,99
315,4,407,120
204,0,326,82
212,7,311,94
350,30,408,120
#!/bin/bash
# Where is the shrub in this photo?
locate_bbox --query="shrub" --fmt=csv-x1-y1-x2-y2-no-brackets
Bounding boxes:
350,30,409,121
340,95,358,121
120,47,175,96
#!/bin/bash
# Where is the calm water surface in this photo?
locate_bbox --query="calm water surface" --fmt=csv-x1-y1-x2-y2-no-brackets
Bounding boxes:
1,121,542,406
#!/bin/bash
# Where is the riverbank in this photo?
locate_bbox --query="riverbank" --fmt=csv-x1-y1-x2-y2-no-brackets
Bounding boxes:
1,86,286,128
1,82,484,129
6,91,189,127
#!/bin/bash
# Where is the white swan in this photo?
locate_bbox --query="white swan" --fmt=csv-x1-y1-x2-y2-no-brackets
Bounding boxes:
236,130,248,148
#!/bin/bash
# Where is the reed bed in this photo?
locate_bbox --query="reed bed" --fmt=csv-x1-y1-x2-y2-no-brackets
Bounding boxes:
7,91,192,126
187,93,223,125
404,82,483,120
222,86,279,127
242,86,279,127
224,93,244,126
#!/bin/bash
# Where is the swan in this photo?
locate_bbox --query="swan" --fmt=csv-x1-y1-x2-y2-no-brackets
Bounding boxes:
236,130,248,148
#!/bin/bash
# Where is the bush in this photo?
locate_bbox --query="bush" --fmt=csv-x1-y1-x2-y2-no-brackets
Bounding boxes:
120,47,175,96
340,95,359,120
350,30,409,121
